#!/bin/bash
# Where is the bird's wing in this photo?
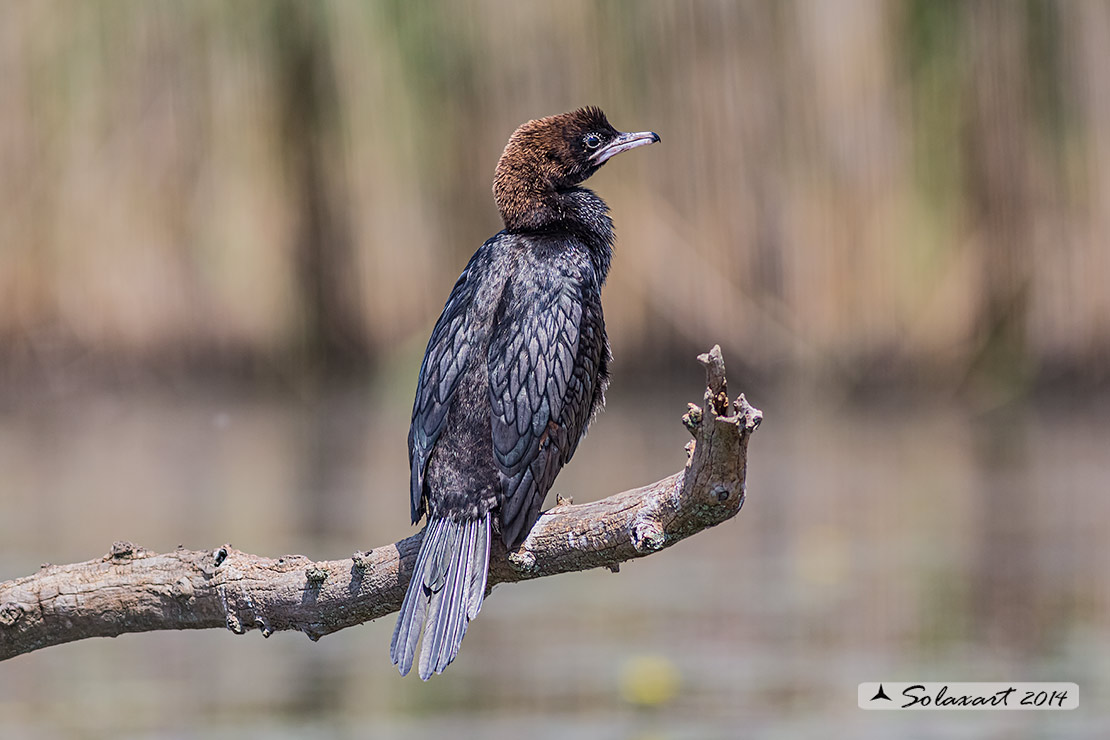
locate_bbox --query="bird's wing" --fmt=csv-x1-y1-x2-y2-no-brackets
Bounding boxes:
487,256,606,547
408,257,480,524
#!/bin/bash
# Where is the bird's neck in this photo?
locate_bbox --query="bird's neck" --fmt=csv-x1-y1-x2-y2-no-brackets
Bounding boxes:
497,184,614,281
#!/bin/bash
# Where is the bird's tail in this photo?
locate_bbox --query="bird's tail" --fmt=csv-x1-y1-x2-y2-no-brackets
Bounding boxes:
390,513,492,679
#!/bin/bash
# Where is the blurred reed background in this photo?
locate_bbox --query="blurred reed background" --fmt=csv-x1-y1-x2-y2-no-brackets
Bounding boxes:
3,2,1110,739
3,0,1108,397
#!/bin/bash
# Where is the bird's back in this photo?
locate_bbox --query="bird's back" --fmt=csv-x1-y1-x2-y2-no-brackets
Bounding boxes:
418,236,508,523
413,231,607,541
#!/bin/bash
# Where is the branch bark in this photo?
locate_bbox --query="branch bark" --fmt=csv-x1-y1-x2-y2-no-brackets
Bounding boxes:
0,346,761,662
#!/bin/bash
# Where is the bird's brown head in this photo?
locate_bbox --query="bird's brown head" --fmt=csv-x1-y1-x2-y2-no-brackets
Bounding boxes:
494,106,660,231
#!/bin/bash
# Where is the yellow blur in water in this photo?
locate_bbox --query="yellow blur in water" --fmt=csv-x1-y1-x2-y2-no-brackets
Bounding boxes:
619,654,680,708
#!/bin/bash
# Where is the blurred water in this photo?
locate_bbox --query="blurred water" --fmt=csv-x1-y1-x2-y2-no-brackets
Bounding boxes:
1,374,1108,739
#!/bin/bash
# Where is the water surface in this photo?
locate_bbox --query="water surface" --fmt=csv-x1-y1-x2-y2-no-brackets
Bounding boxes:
1,377,1107,738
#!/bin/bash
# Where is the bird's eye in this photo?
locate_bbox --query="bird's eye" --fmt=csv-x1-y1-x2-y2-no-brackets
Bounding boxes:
584,134,602,149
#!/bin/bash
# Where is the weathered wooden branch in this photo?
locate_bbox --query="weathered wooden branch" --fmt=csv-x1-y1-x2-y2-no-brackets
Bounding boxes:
0,346,761,662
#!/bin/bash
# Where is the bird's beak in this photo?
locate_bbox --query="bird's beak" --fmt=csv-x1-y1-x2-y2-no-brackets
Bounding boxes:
589,130,661,165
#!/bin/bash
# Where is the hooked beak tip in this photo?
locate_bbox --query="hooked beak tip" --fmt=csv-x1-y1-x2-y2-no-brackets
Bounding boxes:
590,130,661,165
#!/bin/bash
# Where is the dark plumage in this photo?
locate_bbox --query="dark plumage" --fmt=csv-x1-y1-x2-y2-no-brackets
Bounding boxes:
391,107,660,679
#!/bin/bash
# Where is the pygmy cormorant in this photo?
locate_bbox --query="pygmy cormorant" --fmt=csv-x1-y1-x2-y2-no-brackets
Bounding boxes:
391,107,660,679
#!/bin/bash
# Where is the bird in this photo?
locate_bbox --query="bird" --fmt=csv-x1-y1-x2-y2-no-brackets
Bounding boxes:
391,106,660,680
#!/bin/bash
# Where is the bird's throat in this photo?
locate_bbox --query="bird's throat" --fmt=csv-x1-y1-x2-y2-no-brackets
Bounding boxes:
496,183,614,281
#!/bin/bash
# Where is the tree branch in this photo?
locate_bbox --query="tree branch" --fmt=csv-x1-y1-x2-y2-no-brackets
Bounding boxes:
0,346,761,662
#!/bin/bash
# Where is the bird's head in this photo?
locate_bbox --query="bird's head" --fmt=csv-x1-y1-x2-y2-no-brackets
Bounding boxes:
494,107,660,230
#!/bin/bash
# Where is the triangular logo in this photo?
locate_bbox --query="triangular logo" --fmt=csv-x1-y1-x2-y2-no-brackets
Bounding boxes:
870,684,892,701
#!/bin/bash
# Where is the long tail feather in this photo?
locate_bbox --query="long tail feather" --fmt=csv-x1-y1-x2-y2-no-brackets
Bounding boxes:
390,513,492,679
468,517,491,619
390,517,446,675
